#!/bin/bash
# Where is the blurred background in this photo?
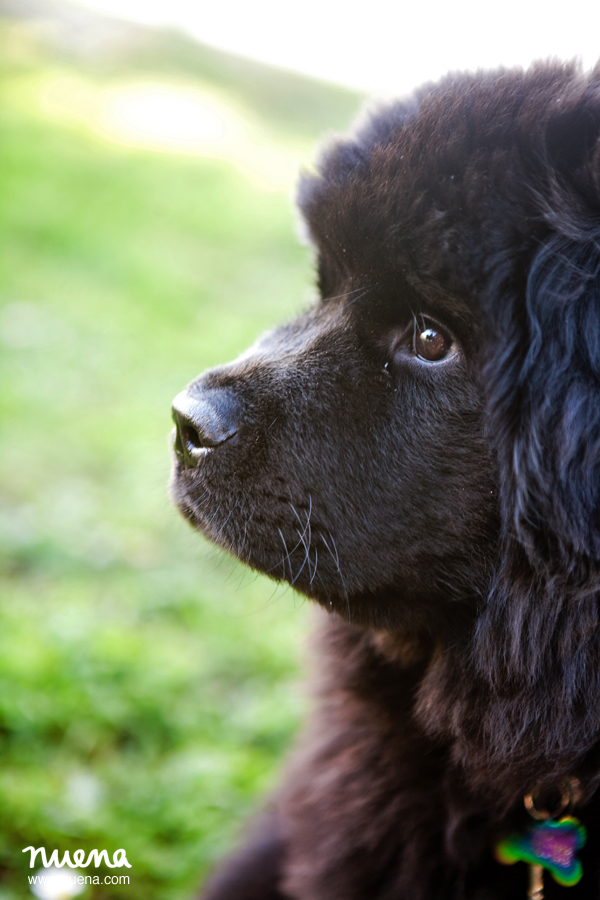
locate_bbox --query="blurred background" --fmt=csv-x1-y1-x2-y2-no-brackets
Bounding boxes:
1,0,599,898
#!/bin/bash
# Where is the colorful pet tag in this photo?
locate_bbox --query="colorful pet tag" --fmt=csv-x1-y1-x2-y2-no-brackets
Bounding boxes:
496,816,586,887
496,779,585,899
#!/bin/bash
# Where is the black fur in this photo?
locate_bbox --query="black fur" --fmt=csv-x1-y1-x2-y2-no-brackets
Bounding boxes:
170,61,600,898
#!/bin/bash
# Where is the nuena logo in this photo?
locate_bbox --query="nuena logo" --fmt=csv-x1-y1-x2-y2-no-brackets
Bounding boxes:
22,848,132,869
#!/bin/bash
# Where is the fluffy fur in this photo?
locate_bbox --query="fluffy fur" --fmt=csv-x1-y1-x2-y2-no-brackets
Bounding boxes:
170,62,600,898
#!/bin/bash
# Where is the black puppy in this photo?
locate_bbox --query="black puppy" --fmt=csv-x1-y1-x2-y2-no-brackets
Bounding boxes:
170,62,600,899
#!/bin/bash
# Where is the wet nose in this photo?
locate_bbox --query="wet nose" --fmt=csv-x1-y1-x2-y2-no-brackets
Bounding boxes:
171,388,241,467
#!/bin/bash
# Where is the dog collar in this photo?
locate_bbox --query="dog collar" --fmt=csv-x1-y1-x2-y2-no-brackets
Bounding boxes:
495,778,585,900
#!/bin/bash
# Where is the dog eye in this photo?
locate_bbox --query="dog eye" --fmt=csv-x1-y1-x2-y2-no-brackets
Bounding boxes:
413,321,458,362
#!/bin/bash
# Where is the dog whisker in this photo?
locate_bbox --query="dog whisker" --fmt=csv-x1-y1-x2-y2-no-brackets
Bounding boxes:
320,531,351,622
309,546,318,585
290,527,311,586
289,499,312,546
323,286,372,303
277,526,293,581
238,510,254,558
288,499,316,584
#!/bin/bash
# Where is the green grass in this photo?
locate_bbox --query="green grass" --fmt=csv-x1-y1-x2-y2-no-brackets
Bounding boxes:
0,17,362,899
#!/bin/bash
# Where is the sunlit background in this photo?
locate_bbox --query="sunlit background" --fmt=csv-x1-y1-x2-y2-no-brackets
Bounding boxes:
0,0,597,898
68,0,600,95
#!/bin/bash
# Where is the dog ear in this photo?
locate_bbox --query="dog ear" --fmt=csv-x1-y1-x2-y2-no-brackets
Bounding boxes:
489,231,600,566
482,86,600,572
466,222,600,778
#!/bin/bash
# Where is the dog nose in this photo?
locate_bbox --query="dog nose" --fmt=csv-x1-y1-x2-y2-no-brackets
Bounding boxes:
171,389,240,467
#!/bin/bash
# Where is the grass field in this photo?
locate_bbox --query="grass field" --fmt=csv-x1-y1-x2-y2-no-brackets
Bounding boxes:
0,12,362,898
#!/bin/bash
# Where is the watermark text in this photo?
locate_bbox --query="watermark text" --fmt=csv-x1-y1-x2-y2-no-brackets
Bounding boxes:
29,874,130,886
23,847,132,869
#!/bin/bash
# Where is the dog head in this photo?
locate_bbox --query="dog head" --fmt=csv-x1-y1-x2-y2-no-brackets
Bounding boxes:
169,145,498,635
170,61,600,779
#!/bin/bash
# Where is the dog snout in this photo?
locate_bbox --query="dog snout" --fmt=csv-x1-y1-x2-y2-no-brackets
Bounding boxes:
171,388,241,468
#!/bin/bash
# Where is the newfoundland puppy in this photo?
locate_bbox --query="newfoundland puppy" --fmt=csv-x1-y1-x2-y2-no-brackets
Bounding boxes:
170,62,600,899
